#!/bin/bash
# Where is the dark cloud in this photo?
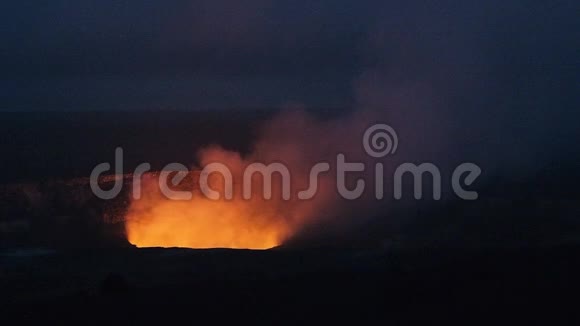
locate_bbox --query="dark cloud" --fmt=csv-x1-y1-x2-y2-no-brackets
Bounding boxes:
0,0,577,114
1,1,373,110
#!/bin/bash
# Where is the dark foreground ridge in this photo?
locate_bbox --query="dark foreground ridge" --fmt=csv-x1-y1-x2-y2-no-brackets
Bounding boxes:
1,246,579,323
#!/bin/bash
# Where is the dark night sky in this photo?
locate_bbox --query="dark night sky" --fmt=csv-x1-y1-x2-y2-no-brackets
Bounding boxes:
0,0,578,112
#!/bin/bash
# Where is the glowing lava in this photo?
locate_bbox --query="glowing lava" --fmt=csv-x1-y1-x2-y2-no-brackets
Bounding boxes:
125,193,292,250
124,171,295,249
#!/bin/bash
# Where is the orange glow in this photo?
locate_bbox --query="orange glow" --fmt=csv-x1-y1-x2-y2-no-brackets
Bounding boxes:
124,110,358,250
124,172,296,249
126,198,289,249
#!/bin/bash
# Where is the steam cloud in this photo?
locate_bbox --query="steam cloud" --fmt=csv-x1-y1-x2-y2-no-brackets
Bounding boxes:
126,1,577,248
